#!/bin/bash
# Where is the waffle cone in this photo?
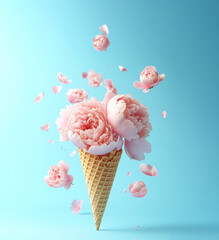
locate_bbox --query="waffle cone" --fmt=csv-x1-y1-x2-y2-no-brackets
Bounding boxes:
78,148,122,230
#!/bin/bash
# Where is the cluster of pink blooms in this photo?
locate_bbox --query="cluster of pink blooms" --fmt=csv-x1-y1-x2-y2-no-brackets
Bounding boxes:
56,79,152,160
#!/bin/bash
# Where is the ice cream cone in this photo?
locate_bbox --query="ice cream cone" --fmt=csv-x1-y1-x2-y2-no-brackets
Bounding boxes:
78,148,122,230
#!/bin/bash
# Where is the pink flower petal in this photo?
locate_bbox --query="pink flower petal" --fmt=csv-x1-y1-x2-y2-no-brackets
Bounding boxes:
69,150,76,157
99,24,109,35
161,110,166,118
159,73,165,82
52,85,62,94
64,174,73,190
124,188,127,193
133,81,144,89
129,181,147,198
40,123,50,131
82,72,88,78
58,160,70,172
119,66,128,72
34,92,44,104
140,163,158,176
143,88,150,93
127,172,131,176
70,200,84,214
125,139,151,160
57,72,72,84
49,139,54,144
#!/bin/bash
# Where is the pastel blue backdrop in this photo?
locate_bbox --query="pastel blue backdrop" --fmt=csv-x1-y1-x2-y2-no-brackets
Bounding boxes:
0,0,218,239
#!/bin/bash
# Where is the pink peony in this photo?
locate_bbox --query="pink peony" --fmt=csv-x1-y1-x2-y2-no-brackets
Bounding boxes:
70,200,83,214
67,89,88,104
93,34,110,51
133,66,165,93
56,98,122,155
107,94,152,141
88,70,103,87
44,161,73,190
129,181,147,198
140,163,158,176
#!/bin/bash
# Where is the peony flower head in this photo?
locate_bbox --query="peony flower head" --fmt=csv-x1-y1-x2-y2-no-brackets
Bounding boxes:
44,161,73,190
133,66,165,93
88,70,103,87
56,98,122,155
93,34,110,51
67,89,88,104
107,94,152,141
129,181,147,198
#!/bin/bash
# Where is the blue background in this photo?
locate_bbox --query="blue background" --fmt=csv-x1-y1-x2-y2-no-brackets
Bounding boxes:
0,0,218,239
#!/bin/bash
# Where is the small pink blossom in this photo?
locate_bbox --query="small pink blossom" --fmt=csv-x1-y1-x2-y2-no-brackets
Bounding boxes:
57,72,72,84
67,89,88,104
140,163,158,176
82,72,88,78
133,66,165,93
69,150,76,157
127,172,131,176
52,85,62,94
34,92,44,104
44,161,73,190
70,200,83,214
40,123,50,131
88,70,103,87
49,139,54,144
119,66,128,72
99,24,109,35
161,110,167,118
129,181,147,198
93,34,110,51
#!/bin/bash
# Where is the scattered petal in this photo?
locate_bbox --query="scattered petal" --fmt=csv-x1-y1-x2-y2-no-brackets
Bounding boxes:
127,172,131,176
119,66,128,72
49,139,54,144
82,72,88,78
99,24,109,35
34,92,44,104
107,65,109,68
70,200,83,214
57,72,72,84
52,85,62,94
124,188,127,193
161,110,167,118
129,181,147,198
69,150,76,157
40,123,50,131
125,139,151,161
140,163,158,177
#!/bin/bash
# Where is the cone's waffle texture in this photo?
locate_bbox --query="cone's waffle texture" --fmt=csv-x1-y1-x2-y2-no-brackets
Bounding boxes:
78,148,122,230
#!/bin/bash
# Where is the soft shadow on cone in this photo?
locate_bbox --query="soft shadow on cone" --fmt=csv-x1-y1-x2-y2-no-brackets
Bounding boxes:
78,148,122,230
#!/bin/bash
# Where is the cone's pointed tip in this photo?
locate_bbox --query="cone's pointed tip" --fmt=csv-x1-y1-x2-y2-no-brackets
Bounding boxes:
95,225,100,230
